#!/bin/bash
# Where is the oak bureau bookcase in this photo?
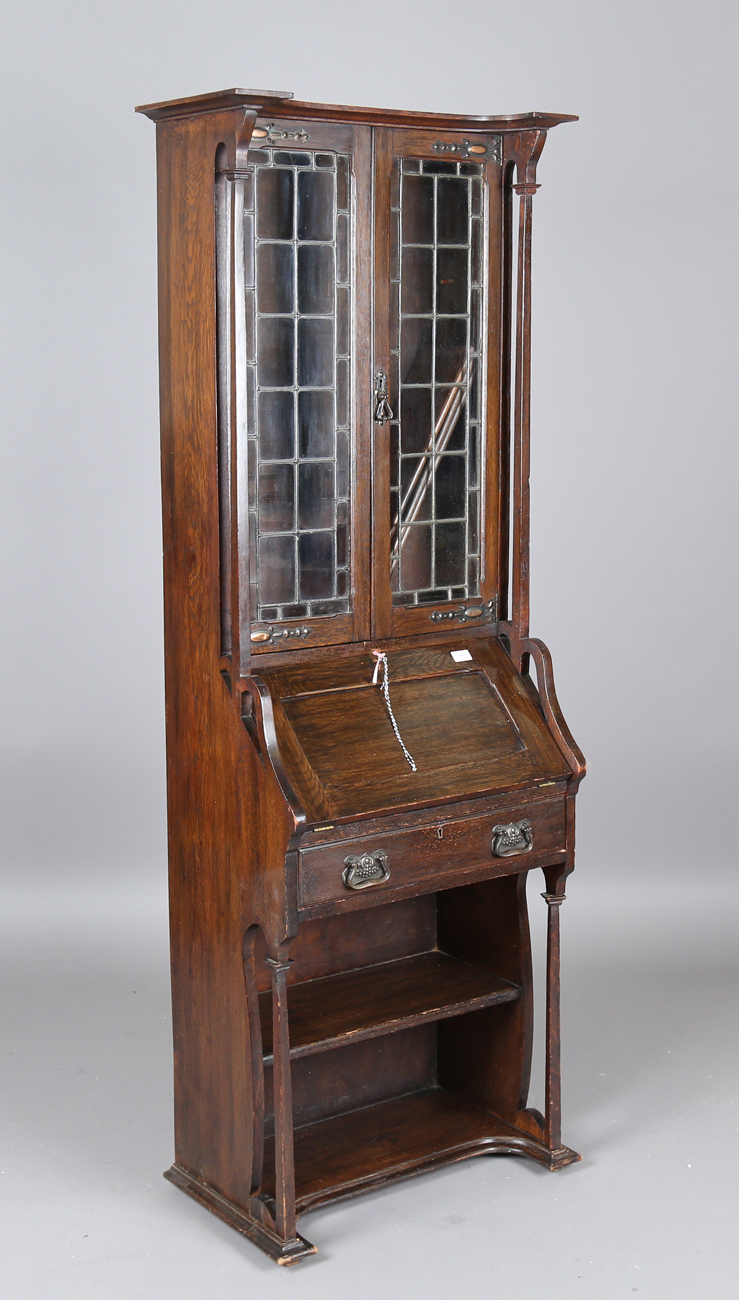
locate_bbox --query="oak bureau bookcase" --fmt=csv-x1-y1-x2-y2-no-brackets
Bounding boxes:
136,87,585,1265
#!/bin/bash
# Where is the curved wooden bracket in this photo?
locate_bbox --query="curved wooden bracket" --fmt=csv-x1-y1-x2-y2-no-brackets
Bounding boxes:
243,677,307,828
522,638,586,783
216,107,260,173
500,630,586,784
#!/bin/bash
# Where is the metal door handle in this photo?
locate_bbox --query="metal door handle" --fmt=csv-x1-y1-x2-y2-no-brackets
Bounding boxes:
373,370,393,425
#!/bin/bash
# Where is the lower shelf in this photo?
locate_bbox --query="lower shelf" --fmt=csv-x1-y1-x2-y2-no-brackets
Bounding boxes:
259,950,520,1061
262,1087,552,1212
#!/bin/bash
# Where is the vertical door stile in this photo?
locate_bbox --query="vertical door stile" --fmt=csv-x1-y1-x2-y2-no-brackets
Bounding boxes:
371,127,394,640
351,125,374,643
482,150,504,616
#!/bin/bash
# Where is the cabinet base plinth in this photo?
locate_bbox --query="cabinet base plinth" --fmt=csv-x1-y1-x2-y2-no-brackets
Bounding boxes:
163,1166,317,1265
547,1145,582,1171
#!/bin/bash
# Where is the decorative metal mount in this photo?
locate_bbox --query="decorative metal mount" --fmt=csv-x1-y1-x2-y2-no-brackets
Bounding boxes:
373,370,393,425
491,819,534,858
433,136,501,163
434,139,487,159
255,123,310,144
342,850,391,891
250,625,313,645
430,598,498,625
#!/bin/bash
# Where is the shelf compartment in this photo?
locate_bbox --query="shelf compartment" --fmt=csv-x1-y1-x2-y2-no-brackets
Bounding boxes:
262,1087,540,1212
259,950,520,1061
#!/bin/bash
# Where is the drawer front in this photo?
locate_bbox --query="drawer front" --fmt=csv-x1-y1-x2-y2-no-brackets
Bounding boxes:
298,796,566,914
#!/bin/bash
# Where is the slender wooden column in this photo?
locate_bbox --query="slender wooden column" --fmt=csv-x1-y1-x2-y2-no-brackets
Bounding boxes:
264,953,297,1242
541,865,568,1151
216,109,257,678
504,130,546,654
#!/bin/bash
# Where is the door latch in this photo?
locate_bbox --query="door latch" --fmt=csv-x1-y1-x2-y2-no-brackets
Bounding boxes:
373,370,393,425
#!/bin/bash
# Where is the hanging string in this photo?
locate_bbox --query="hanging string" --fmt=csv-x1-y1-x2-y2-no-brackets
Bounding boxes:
372,651,417,772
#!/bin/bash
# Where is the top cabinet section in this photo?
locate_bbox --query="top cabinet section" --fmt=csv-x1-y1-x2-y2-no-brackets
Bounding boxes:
139,96,574,673
217,117,505,662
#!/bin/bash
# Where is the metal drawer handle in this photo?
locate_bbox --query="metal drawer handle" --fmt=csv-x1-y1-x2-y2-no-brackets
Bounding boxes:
491,819,533,857
342,850,391,890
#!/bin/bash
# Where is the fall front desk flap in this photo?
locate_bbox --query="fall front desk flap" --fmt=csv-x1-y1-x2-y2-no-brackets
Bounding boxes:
257,637,570,823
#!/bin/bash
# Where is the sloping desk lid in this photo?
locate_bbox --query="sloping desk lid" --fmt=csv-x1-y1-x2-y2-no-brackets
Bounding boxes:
258,637,570,824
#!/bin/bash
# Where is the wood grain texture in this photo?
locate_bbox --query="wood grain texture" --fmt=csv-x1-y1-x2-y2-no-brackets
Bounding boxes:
261,1087,575,1213
137,89,578,133
144,91,584,1264
258,950,521,1059
298,793,565,915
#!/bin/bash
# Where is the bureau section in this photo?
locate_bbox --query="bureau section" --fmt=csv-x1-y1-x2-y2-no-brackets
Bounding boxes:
298,793,566,918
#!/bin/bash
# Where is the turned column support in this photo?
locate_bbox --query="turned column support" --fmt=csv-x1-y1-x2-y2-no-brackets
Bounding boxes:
264,949,298,1243
215,109,259,678
541,864,570,1152
504,130,547,643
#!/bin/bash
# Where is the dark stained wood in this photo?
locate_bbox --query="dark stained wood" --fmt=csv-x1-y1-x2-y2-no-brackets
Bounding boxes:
258,637,571,823
254,894,437,992
136,89,578,133
261,1088,577,1214
141,90,583,1265
437,873,534,1124
275,1024,436,1134
298,793,565,916
258,950,521,1059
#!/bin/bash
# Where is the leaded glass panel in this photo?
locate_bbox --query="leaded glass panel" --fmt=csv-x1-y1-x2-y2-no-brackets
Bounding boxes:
246,148,352,622
389,156,484,606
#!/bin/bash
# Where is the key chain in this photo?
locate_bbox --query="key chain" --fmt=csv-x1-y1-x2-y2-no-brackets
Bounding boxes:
371,651,417,772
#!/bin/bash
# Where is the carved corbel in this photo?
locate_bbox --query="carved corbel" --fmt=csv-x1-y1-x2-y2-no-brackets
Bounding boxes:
217,107,260,178
505,128,547,193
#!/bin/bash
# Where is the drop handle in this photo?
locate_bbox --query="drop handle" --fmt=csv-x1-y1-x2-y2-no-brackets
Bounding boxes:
342,850,391,890
491,819,534,857
373,370,393,425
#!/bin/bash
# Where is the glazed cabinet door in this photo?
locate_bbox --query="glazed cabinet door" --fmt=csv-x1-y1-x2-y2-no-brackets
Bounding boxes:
218,120,373,669
371,127,504,640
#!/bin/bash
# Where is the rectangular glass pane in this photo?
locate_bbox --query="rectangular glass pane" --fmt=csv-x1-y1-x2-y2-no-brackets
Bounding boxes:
259,390,294,460
299,531,334,599
249,148,353,622
256,169,294,239
298,462,335,530
257,244,294,313
390,154,484,608
298,244,335,315
259,535,295,605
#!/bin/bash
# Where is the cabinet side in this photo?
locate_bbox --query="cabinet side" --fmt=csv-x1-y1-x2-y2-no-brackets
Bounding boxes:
154,109,294,1206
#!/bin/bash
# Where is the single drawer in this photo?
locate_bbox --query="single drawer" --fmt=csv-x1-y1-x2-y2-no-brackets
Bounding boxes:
298,795,566,915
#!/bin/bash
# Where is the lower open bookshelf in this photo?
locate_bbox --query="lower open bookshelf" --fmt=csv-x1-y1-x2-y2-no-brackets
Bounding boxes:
261,1087,559,1213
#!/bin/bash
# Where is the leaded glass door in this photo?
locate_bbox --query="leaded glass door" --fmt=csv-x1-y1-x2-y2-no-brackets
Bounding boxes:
371,128,503,640
229,120,372,656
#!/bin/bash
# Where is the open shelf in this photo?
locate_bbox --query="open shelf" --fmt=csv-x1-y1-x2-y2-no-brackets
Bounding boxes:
259,950,520,1061
262,1088,538,1211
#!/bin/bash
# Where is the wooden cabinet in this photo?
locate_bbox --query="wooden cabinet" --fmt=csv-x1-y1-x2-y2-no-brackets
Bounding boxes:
137,87,586,1264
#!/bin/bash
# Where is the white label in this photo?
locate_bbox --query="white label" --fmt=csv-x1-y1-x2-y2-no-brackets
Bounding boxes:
450,649,473,662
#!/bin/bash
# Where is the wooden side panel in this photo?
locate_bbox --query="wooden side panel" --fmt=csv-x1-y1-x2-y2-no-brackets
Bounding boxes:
155,109,295,1209
437,873,533,1122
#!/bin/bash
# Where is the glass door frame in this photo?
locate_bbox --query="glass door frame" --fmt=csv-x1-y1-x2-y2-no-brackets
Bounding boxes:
371,125,504,642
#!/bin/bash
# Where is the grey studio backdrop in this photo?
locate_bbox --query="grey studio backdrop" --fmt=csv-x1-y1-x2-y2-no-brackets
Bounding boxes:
1,2,737,1297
